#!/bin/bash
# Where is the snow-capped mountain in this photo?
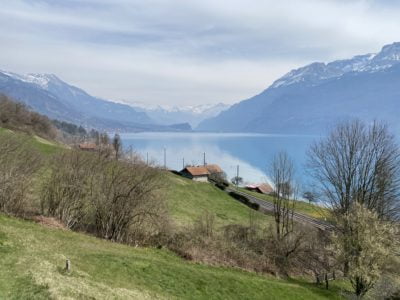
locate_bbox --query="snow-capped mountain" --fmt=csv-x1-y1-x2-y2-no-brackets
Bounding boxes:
0,71,190,131
132,102,230,127
0,71,64,89
271,42,400,89
198,42,400,134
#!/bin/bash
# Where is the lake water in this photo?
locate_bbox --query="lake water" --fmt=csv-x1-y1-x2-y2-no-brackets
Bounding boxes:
120,132,319,185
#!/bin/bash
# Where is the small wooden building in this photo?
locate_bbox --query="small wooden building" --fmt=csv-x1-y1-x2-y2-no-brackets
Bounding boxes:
245,183,274,194
180,166,210,182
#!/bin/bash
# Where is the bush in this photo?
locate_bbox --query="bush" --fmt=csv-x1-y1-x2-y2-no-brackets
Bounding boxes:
41,150,168,244
229,192,259,211
0,132,42,215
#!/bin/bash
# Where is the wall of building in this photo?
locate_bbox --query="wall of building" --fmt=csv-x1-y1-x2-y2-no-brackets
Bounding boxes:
193,175,209,182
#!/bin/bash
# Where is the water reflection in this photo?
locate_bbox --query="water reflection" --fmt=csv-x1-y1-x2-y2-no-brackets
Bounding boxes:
120,132,317,185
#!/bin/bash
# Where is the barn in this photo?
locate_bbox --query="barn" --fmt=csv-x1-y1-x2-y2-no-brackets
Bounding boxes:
180,166,210,182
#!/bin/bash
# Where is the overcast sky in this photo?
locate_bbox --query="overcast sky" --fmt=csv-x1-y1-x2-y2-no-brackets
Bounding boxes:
1,0,400,106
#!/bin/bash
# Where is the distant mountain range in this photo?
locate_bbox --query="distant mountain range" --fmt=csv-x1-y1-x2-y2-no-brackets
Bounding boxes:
0,71,191,132
198,42,400,134
132,102,229,127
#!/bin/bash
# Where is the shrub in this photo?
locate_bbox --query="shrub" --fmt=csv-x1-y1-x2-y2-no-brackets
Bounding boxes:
0,132,42,215
41,150,168,244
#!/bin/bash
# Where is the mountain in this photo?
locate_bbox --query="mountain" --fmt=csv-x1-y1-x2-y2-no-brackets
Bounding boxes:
0,71,191,132
132,103,230,127
198,42,400,134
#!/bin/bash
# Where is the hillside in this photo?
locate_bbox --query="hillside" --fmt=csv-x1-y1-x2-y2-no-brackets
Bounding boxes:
0,72,190,132
198,42,400,134
0,214,347,299
166,174,272,227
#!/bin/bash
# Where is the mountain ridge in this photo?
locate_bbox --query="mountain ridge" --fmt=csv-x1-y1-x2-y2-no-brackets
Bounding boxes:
197,42,400,134
132,102,230,127
0,70,192,132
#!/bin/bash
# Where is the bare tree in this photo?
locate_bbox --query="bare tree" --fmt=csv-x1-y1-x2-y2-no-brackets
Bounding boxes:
41,149,167,244
112,133,122,161
302,191,316,204
269,151,296,239
41,150,92,229
307,120,400,221
231,176,243,186
87,156,166,243
0,132,42,215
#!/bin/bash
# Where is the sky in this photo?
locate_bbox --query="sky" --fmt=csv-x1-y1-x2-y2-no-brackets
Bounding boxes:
1,0,400,106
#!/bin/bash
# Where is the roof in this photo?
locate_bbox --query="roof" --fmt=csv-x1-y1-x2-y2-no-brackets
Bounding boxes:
246,183,274,194
78,143,97,150
205,164,223,174
182,166,210,176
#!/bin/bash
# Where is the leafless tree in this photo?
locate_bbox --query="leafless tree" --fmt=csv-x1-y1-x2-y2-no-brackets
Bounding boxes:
0,132,42,215
112,133,122,161
269,151,296,239
41,150,92,229
41,149,167,243
307,120,400,220
87,156,166,243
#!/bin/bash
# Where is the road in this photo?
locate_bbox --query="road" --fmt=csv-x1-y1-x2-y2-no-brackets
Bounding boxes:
226,187,334,231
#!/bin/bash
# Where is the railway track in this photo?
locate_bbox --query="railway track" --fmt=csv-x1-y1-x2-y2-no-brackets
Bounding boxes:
226,187,334,231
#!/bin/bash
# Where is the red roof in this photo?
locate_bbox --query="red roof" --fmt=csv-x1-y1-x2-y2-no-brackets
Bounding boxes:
246,183,274,194
183,166,210,176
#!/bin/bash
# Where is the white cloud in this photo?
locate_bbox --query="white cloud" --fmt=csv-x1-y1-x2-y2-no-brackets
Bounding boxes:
0,0,400,105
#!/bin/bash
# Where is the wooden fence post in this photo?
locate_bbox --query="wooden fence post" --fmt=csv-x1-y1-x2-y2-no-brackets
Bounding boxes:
66,259,71,272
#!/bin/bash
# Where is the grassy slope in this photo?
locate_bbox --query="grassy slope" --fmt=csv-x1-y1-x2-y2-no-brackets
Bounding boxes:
1,126,270,227
0,127,63,155
166,174,273,228
0,214,347,299
0,129,348,298
236,187,331,220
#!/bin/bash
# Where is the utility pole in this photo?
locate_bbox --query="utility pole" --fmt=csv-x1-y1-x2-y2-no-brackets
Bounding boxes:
183,157,185,169
163,147,166,169
146,152,149,165
203,152,206,166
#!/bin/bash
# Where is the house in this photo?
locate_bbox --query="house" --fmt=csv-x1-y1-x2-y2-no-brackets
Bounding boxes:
245,183,274,194
180,166,210,182
78,142,97,151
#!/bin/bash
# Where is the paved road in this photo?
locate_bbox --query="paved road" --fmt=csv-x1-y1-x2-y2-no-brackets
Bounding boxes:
226,187,334,231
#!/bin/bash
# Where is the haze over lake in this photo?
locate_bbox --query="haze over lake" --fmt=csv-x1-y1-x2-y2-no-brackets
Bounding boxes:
121,132,318,185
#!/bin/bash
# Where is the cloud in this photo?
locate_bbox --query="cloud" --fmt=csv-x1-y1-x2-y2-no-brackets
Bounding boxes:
0,0,400,105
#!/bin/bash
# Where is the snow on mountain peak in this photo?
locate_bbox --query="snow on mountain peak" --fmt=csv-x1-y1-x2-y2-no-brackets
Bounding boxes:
1,71,62,89
271,42,400,89
131,102,229,115
374,42,400,61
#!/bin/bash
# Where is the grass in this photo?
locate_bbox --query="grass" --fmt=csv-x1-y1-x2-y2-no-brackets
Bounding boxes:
166,173,273,228
235,187,332,220
30,135,64,155
0,129,348,298
0,126,63,155
0,214,348,299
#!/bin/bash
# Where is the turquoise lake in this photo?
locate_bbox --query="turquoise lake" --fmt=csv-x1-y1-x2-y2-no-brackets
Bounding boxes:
120,132,319,185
